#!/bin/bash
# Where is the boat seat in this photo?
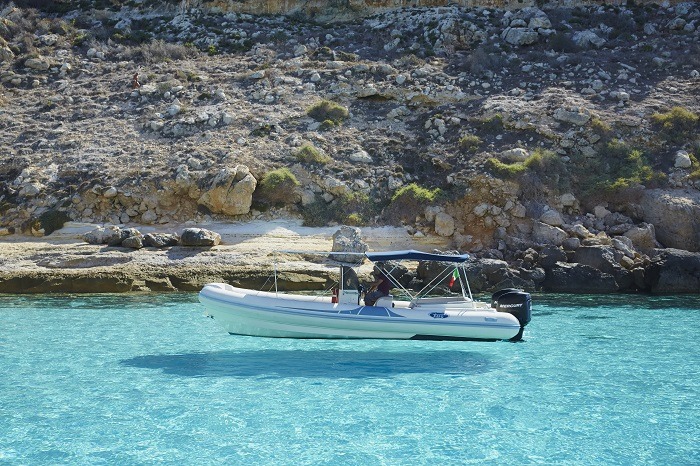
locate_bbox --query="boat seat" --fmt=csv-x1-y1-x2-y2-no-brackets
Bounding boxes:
374,296,394,308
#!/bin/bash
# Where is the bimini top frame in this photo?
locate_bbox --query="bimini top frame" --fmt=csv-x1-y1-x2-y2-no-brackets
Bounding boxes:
273,249,475,304
366,250,474,305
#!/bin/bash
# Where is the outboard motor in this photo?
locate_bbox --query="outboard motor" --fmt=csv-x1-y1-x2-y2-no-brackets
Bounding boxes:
492,289,531,342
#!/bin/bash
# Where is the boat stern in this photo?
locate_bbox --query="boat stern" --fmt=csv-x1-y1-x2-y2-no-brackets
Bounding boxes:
492,289,531,342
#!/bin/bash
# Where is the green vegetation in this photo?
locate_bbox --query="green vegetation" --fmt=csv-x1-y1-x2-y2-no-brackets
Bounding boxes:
477,113,504,134
590,116,612,137
651,107,699,143
459,134,482,153
486,157,528,178
391,183,441,204
689,150,700,180
383,183,442,224
487,149,564,180
575,140,659,196
256,168,300,207
38,209,70,236
294,143,331,165
307,100,349,125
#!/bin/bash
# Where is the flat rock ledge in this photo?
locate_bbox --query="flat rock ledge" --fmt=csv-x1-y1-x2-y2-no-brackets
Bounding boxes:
0,222,699,294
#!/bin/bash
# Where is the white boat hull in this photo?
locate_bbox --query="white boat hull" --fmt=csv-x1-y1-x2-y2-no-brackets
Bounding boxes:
199,283,522,341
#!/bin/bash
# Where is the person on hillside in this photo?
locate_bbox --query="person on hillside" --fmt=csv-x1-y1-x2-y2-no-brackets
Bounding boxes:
364,266,391,306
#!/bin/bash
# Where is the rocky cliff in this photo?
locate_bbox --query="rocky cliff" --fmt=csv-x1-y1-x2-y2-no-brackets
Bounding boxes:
1,1,699,292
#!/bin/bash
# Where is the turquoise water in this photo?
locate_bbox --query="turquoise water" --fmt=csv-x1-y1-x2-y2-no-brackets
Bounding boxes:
1,293,699,465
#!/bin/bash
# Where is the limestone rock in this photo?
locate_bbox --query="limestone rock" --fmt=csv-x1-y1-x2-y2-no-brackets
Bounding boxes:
573,246,620,275
562,237,581,251
533,221,568,246
180,228,221,247
594,205,611,219
528,16,551,30
434,212,455,237
646,249,700,293
102,227,141,246
674,150,692,169
623,224,657,252
612,238,635,259
0,46,14,63
639,189,700,252
540,209,564,227
122,235,144,249
331,226,368,262
24,57,51,71
84,227,107,245
104,187,118,198
538,245,567,268
198,166,257,216
553,107,591,126
143,233,180,248
500,147,529,162
349,150,373,164
560,193,577,208
543,262,619,293
501,27,539,46
572,30,606,48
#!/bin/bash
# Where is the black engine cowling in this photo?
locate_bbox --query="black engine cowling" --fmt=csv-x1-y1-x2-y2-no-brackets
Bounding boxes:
492,289,531,342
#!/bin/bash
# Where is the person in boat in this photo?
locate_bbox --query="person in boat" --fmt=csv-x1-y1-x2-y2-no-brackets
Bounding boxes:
364,265,391,306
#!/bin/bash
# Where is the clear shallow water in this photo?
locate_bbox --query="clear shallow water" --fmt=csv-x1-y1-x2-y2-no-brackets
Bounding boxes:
1,293,699,465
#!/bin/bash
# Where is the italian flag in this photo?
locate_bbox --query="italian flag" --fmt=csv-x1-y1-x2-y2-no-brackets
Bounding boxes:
448,269,459,288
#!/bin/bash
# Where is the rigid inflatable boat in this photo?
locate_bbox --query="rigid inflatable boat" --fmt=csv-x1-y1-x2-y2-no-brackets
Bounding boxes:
199,250,531,342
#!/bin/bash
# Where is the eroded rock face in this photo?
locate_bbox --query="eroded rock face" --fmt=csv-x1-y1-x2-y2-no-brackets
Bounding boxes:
197,166,257,216
639,190,700,252
646,249,700,293
543,262,619,293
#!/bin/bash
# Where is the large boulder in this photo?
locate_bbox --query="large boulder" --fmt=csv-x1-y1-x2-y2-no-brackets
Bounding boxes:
501,27,539,46
121,235,144,249
84,227,108,245
572,30,606,48
180,228,221,247
573,246,618,274
540,209,564,227
24,57,51,71
624,223,658,252
107,228,141,247
574,245,634,290
532,221,568,246
645,249,700,293
197,166,257,216
538,245,568,268
331,226,368,262
542,262,619,293
639,189,700,252
144,233,180,248
434,212,455,237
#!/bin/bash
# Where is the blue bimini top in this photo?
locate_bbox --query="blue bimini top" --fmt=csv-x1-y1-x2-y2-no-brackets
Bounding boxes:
365,250,470,263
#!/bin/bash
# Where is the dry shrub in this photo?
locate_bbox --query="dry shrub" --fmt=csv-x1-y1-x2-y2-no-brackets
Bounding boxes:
139,40,198,63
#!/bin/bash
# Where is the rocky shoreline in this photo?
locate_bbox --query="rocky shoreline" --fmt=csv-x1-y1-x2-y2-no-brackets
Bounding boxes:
0,221,698,294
